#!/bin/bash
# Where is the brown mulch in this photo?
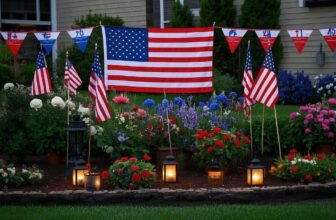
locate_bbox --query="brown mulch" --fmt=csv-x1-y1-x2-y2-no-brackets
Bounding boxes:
3,155,298,192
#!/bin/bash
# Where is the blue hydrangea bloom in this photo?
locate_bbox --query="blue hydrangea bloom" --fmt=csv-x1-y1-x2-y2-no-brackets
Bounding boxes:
174,97,184,106
238,97,245,103
216,94,228,106
162,99,169,108
209,102,219,111
228,91,238,97
142,98,155,108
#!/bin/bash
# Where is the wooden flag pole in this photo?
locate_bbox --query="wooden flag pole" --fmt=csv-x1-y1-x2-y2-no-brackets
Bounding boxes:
87,104,92,164
261,105,265,154
164,89,172,154
249,106,253,158
65,51,70,168
274,105,282,159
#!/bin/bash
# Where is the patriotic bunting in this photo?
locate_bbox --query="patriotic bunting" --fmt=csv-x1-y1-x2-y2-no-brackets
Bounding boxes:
320,28,336,53
34,31,60,55
0,32,27,56
67,27,93,53
255,30,280,53
221,28,247,54
287,29,313,53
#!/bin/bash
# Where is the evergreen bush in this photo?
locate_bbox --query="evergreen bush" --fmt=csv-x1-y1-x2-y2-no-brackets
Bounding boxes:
170,0,194,27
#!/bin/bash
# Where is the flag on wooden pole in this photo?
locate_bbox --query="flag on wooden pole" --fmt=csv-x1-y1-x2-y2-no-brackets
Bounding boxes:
31,49,52,95
64,57,82,96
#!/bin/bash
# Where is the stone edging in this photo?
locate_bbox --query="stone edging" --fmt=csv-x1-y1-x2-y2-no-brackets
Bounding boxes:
1,182,336,205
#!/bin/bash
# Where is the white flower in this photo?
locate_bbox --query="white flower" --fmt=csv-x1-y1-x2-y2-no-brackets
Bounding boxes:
30,98,43,111
65,100,76,110
105,146,114,154
51,96,65,109
203,106,209,112
120,116,125,123
4,83,14,90
291,160,297,165
82,117,90,125
78,104,90,116
0,168,4,173
2,172,8,177
16,83,25,89
37,173,43,179
22,169,28,173
96,126,104,135
90,126,97,136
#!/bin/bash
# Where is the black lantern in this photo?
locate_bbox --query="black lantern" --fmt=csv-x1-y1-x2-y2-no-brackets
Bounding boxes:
247,156,265,186
72,165,88,186
208,161,224,187
162,154,177,182
65,114,87,167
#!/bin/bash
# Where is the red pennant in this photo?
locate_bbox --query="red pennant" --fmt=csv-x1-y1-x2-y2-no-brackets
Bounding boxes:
221,28,247,54
320,28,336,53
287,29,313,53
1,32,27,56
255,30,280,53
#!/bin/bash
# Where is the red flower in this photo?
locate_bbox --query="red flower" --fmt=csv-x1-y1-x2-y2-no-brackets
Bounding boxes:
303,155,313,160
117,168,123,174
291,167,299,173
207,146,214,153
235,131,242,139
129,157,137,162
289,148,297,154
147,124,153,130
224,134,231,140
143,154,152,161
305,173,313,182
288,154,295,161
85,163,91,170
213,127,222,134
141,170,151,179
233,139,241,148
121,157,129,162
101,170,109,179
158,124,163,131
170,116,176,124
131,165,139,172
208,132,215,138
132,173,141,183
243,136,251,144
317,153,324,160
132,105,139,111
214,140,224,148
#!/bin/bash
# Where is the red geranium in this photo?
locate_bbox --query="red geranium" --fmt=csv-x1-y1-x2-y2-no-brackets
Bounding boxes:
147,124,153,130
303,155,313,160
121,157,128,162
288,154,295,161
317,153,324,160
143,154,152,161
233,139,240,148
132,173,141,183
224,134,231,140
141,170,151,179
207,146,214,153
158,124,163,131
208,132,215,138
235,131,242,139
214,140,224,148
101,170,109,179
131,165,139,172
129,157,137,162
213,127,222,134
305,173,313,182
289,148,297,154
132,105,139,111
291,167,299,173
243,136,251,144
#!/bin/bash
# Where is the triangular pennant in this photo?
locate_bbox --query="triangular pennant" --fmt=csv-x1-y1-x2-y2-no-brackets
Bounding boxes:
67,27,93,53
221,28,247,53
287,29,313,53
255,30,280,53
34,31,60,55
0,32,27,56
320,28,336,53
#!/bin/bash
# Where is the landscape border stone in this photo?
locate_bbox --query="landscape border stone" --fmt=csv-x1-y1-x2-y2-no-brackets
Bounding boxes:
1,182,336,205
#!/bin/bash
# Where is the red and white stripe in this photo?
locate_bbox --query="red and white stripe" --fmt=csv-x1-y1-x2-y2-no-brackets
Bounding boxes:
242,69,254,107
64,61,82,96
103,27,214,93
94,77,111,123
31,67,52,96
249,67,278,108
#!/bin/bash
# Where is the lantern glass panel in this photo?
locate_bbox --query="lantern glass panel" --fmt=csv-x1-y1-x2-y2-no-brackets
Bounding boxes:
72,168,87,186
162,164,176,182
84,173,101,191
208,170,224,187
247,168,264,186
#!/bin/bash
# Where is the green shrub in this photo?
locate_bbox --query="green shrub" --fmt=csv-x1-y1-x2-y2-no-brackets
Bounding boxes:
0,64,14,86
213,69,242,94
16,63,35,85
170,0,194,27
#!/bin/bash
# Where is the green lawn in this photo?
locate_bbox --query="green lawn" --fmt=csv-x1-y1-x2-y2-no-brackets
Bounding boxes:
0,201,335,220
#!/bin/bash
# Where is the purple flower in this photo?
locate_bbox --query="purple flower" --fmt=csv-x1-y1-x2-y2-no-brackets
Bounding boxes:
305,114,314,120
328,98,336,105
303,119,309,125
322,123,330,131
300,106,309,112
305,128,311,134
289,112,299,119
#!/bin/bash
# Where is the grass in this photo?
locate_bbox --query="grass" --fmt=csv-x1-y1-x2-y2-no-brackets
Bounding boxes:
0,201,335,220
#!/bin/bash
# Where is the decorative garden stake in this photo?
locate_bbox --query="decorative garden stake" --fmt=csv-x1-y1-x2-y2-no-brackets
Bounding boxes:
162,154,177,182
84,172,101,191
208,162,224,187
65,114,87,167
247,156,265,186
72,166,88,186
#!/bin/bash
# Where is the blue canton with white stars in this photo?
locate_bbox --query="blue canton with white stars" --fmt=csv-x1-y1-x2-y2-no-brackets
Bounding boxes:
105,26,148,62
263,48,275,72
36,50,47,69
66,58,73,69
245,47,252,71
92,51,104,78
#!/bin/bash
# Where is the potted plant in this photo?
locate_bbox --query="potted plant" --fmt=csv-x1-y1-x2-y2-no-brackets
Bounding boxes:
108,155,155,190
288,98,336,154
193,126,250,171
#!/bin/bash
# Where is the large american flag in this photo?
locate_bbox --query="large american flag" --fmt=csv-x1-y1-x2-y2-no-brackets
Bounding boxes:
64,58,82,96
102,26,214,93
31,50,52,96
88,50,112,123
242,47,255,108
249,48,279,108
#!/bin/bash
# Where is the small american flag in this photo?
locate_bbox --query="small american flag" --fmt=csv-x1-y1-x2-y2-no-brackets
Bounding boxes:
64,58,82,96
31,50,52,95
88,50,112,123
249,48,279,108
102,26,214,93
242,47,255,109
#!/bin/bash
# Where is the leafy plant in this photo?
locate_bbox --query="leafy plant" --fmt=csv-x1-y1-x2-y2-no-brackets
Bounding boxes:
108,156,155,190
270,149,336,183
0,64,14,87
170,0,194,27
